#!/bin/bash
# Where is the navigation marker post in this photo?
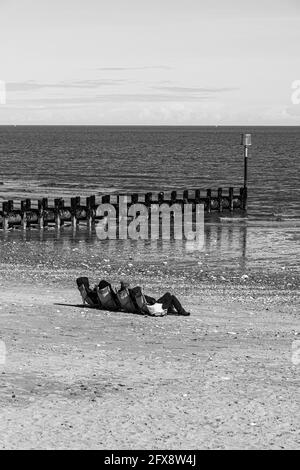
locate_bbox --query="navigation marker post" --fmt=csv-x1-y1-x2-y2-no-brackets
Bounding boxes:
241,133,251,210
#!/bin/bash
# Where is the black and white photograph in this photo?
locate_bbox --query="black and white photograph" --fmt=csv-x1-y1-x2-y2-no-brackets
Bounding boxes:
0,0,299,453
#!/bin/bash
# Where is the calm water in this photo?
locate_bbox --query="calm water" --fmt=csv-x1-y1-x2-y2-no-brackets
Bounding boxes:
0,125,299,220
0,126,299,279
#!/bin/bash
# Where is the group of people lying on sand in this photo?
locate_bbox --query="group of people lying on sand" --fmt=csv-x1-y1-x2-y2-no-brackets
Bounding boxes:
76,277,190,317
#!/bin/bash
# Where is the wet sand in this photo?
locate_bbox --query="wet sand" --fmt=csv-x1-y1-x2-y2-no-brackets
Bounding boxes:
0,235,299,450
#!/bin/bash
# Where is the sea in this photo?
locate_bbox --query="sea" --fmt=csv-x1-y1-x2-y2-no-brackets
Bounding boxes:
0,125,299,285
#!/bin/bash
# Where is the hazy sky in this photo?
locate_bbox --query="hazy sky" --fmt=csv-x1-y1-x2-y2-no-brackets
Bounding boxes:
0,0,300,124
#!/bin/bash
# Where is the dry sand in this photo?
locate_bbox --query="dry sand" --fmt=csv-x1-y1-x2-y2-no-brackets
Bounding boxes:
0,258,299,450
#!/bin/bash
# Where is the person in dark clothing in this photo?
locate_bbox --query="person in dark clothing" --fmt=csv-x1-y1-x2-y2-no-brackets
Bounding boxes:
76,277,98,305
120,281,190,316
77,278,119,308
98,279,119,304
98,279,112,290
76,277,190,316
156,292,190,316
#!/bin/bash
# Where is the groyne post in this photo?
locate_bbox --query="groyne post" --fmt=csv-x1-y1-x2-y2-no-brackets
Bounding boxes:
2,201,9,230
206,189,212,213
54,198,64,229
218,188,223,212
71,196,80,229
86,195,96,229
229,187,234,212
183,190,189,204
21,199,31,230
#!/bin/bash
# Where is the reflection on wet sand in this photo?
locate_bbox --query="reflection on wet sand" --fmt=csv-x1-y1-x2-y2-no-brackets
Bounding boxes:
2,219,300,277
1,222,249,266
1,220,299,291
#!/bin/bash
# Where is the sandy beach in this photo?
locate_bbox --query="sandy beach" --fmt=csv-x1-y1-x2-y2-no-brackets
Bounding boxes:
1,0,300,453
0,231,299,450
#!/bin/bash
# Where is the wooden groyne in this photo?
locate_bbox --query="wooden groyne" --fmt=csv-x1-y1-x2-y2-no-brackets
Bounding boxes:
0,187,247,230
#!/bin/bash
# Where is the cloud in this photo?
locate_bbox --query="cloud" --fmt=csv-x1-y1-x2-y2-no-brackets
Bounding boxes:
286,105,300,117
7,93,214,108
7,79,125,92
152,85,238,93
96,66,172,71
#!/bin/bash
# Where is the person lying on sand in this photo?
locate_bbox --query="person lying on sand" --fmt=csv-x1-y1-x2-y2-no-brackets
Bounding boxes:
119,280,190,316
76,277,190,316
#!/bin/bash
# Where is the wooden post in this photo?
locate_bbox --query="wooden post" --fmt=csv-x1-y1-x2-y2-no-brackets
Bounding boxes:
183,190,188,204
158,192,164,204
60,199,65,226
42,198,48,227
195,189,201,203
102,195,110,204
86,196,94,229
38,200,44,229
71,197,80,229
54,198,62,229
131,193,139,204
2,201,9,230
8,200,14,212
229,187,234,212
218,187,223,212
71,197,76,229
86,197,91,229
26,199,32,227
21,200,30,229
206,189,212,213
90,195,96,208
145,192,152,206
90,194,96,227
20,201,25,229
145,193,152,238
171,191,177,204
75,196,80,227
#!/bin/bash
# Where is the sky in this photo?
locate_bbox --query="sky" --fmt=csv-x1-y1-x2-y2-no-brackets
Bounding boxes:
0,0,300,125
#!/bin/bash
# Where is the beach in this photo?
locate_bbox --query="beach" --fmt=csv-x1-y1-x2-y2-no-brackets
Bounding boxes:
0,125,299,450
1,0,300,452
0,229,299,450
